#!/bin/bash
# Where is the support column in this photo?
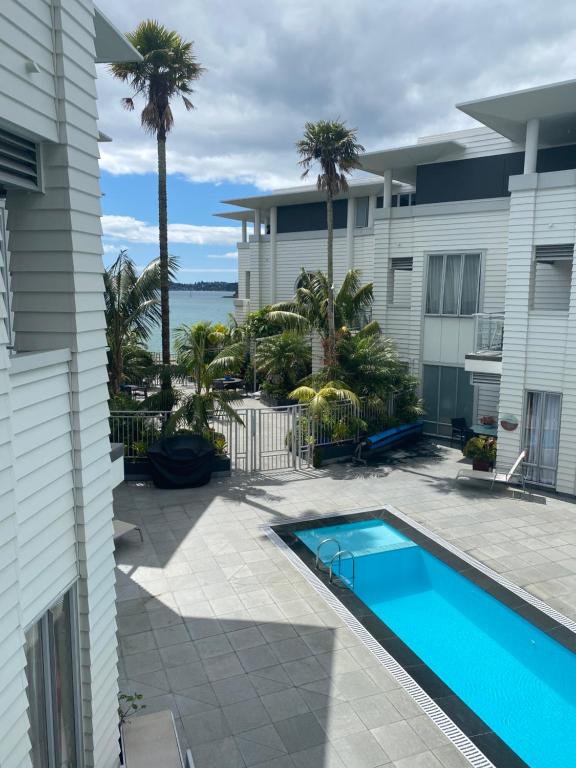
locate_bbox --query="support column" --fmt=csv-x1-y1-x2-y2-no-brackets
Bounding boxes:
383,169,393,208
253,209,261,239
241,220,247,243
523,118,540,174
346,197,355,271
270,206,277,302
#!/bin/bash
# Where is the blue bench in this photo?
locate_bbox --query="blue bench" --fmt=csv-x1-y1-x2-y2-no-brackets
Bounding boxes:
353,421,423,464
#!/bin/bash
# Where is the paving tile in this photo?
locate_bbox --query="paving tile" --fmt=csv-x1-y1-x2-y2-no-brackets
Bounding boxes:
332,730,391,768
261,689,310,722
351,693,403,729
290,744,345,768
181,708,230,747
238,644,279,672
123,649,163,677
227,626,267,651
223,698,271,734
174,684,220,717
372,720,427,761
275,713,326,752
153,624,191,648
269,638,313,663
235,724,287,766
190,736,245,768
159,642,200,668
212,675,258,706
313,702,365,737
392,751,443,768
249,665,293,696
117,613,152,636
185,617,223,640
203,652,245,682
166,662,209,692
196,633,234,659
120,630,156,656
332,669,382,701
282,656,327,687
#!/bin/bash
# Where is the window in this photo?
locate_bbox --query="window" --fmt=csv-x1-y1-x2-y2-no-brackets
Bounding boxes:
389,257,413,306
355,197,369,228
425,252,481,316
422,364,474,436
531,244,573,312
524,391,562,486
245,270,251,300
0,200,11,346
24,589,81,767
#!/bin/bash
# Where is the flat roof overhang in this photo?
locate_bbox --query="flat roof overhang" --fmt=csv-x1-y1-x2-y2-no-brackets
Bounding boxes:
221,178,406,211
359,140,464,184
457,78,576,145
94,7,142,64
214,210,255,223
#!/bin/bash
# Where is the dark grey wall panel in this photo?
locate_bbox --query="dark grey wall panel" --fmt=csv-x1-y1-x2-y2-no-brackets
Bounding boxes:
277,200,347,233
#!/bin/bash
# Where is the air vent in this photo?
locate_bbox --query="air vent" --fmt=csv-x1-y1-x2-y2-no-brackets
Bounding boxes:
0,128,39,190
470,372,501,386
534,244,574,263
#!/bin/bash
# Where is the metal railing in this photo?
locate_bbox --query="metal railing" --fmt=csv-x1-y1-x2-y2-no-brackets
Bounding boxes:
473,313,504,354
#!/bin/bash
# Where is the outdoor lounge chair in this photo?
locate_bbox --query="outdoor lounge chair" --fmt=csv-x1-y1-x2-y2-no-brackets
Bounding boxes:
113,519,143,543
456,450,526,491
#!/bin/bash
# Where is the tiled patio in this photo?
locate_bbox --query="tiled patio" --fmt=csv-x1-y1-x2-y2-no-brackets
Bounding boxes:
114,442,576,767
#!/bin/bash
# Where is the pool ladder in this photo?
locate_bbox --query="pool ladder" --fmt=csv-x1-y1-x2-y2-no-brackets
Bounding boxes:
315,538,356,589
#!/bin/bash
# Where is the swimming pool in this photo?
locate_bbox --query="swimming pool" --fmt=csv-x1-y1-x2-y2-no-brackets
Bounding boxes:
293,516,576,768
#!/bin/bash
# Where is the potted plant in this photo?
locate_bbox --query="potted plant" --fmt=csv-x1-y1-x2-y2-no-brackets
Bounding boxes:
463,436,497,471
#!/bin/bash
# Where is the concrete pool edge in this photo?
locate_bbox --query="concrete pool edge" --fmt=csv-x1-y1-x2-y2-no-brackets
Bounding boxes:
263,505,576,768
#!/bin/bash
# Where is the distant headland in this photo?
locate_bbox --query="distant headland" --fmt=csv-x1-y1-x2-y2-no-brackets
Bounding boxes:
169,280,238,295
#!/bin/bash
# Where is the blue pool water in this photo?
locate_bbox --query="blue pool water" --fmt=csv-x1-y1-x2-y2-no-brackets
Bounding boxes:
296,519,576,768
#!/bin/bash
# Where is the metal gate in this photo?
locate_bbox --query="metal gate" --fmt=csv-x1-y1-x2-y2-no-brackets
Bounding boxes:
220,406,307,473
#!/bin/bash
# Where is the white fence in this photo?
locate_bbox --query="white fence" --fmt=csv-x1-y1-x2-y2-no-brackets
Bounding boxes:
110,398,393,473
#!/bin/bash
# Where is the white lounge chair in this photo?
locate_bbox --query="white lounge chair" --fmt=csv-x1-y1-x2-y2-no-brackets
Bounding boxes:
113,519,143,543
456,450,526,491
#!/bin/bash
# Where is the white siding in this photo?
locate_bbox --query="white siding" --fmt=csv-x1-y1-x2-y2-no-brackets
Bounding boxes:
0,1,125,765
476,382,500,422
418,126,522,159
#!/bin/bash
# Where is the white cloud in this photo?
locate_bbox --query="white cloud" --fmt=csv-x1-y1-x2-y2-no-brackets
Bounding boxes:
206,252,238,259
95,0,576,190
102,215,240,246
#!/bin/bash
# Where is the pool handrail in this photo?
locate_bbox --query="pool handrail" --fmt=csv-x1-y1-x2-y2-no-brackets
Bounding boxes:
315,537,341,568
328,549,356,589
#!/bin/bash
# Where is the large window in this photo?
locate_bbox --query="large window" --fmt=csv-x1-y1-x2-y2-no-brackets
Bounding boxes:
422,364,474,436
425,252,481,316
24,588,81,767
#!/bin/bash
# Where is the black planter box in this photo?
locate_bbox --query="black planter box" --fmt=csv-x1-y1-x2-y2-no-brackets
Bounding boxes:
313,442,355,467
260,392,298,408
124,454,231,482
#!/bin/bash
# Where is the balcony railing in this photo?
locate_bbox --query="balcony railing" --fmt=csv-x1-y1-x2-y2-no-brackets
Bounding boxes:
472,313,504,355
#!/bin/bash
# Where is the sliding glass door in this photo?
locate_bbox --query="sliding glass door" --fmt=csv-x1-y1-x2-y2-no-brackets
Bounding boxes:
524,391,562,487
422,364,474,436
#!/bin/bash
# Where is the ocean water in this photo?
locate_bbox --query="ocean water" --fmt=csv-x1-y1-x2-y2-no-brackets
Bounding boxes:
297,518,576,768
146,290,235,353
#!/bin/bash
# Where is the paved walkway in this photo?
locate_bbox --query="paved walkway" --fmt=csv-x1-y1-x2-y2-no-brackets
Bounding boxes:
114,442,576,767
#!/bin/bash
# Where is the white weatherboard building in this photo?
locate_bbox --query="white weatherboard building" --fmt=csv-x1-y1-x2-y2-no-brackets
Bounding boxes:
0,2,139,766
220,79,576,496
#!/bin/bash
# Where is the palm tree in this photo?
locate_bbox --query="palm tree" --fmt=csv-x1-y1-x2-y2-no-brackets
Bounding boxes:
269,268,376,367
111,21,204,379
289,380,359,417
164,321,245,438
255,332,311,397
104,249,177,394
296,121,364,366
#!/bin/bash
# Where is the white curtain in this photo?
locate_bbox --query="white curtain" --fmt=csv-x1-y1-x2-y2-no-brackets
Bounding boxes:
461,253,481,315
442,253,461,314
525,392,561,485
426,254,444,314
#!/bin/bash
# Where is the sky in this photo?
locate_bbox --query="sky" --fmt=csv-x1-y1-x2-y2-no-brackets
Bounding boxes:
95,0,576,282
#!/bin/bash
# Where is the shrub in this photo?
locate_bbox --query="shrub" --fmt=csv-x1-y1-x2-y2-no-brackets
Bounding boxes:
463,436,497,463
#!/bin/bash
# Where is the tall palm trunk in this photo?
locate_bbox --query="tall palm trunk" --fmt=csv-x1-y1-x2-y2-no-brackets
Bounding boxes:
326,194,336,367
157,130,171,388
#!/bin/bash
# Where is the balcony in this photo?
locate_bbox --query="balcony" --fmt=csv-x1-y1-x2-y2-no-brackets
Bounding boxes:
464,313,503,376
